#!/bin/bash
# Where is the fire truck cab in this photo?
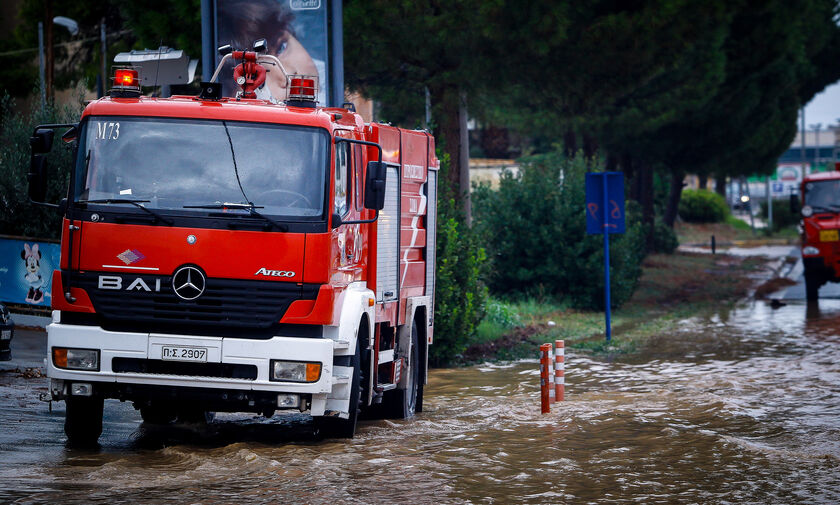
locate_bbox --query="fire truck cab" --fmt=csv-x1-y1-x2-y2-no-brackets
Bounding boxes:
28,48,439,444
799,169,840,300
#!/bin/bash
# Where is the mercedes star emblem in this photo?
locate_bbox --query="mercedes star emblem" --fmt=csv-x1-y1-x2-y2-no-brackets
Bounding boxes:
171,266,206,301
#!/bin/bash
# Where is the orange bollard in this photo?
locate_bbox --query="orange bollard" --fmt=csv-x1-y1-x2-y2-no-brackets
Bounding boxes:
555,340,565,402
540,343,551,414
548,346,556,404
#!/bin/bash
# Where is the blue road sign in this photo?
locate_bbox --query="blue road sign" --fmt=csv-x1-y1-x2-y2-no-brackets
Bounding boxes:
584,172,625,342
585,172,625,235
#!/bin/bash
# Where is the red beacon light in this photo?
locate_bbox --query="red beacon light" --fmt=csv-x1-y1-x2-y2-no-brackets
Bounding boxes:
286,75,318,107
111,68,141,98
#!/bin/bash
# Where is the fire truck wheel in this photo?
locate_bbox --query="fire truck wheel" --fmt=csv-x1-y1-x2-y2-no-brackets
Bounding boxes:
64,396,104,446
315,338,362,439
387,321,420,419
805,273,821,301
176,408,215,424
139,403,177,425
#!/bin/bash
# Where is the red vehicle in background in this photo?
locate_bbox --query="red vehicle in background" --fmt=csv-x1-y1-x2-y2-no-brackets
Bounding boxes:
28,41,439,444
799,168,840,300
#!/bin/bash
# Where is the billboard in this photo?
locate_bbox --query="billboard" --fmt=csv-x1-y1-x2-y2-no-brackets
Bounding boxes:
216,0,328,105
772,163,807,196
0,237,61,307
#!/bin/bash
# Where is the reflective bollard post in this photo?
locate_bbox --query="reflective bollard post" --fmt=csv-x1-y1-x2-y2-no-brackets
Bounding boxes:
540,343,551,414
555,340,565,402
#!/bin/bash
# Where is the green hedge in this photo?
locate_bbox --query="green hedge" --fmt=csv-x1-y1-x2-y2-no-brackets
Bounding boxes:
759,199,798,232
431,157,488,366
677,189,729,223
473,151,646,310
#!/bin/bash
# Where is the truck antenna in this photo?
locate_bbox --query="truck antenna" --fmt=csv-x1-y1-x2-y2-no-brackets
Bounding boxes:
152,41,163,96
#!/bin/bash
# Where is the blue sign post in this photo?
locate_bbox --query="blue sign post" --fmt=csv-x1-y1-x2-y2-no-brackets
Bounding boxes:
585,172,625,341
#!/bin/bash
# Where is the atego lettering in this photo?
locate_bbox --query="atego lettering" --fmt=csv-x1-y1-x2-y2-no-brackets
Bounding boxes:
254,268,295,278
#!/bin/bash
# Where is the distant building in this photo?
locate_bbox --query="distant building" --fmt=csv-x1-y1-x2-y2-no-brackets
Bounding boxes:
778,127,839,170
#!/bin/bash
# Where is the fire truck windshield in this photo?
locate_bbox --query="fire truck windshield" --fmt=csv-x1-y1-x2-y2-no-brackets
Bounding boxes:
73,116,328,219
804,179,840,212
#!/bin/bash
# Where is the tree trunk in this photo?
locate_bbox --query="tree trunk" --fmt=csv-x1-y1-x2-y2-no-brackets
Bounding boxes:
639,162,655,251
458,91,471,225
697,174,708,190
664,170,686,228
45,0,54,101
583,133,598,162
563,130,577,158
714,174,726,197
431,84,470,223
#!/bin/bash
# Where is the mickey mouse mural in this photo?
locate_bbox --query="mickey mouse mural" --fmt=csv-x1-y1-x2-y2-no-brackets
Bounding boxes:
21,243,45,304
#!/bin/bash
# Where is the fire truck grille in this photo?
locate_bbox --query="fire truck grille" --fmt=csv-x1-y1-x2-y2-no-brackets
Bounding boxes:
73,271,320,335
112,357,258,380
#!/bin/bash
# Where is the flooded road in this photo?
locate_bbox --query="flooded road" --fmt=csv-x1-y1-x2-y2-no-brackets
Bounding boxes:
2,298,840,504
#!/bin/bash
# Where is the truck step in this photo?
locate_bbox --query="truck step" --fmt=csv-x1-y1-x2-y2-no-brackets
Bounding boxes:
378,349,394,364
376,383,397,392
332,339,351,350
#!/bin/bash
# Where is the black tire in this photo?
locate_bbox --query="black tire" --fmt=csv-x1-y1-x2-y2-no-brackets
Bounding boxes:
805,273,821,301
315,336,362,439
387,321,420,419
139,403,177,425
65,396,104,446
175,408,214,424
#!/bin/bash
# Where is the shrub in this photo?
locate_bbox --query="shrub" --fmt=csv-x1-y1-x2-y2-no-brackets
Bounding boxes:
0,90,84,239
677,188,729,223
759,198,798,232
431,157,488,366
473,151,647,310
652,219,679,253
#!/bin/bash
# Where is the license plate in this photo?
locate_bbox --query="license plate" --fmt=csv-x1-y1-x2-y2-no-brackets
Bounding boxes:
820,229,839,242
161,346,207,362
1,330,10,340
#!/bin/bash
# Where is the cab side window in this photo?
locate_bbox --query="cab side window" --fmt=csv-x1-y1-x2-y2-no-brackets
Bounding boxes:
335,141,350,216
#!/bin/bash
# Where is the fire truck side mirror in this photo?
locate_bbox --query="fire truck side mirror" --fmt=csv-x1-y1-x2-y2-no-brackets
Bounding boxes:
28,155,49,203
364,161,387,210
30,128,54,154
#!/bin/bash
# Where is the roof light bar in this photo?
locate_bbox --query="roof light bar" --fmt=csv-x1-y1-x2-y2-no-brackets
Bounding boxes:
111,68,141,97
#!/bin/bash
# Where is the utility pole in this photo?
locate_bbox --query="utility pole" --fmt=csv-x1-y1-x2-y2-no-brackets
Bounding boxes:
811,123,822,172
801,107,807,176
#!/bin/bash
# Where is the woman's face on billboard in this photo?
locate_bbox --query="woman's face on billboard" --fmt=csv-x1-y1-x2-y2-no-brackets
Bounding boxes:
266,32,318,99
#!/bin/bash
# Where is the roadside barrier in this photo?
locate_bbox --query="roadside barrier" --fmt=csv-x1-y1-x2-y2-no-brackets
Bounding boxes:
555,340,564,402
539,343,551,414
540,340,566,414
548,346,556,404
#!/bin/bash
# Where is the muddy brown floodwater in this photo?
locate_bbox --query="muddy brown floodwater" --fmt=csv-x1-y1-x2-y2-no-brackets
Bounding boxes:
1,299,840,504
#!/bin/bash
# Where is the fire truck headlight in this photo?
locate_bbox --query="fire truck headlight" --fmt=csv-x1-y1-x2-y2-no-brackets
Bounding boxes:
802,205,813,217
270,360,321,382
803,246,820,256
53,347,100,371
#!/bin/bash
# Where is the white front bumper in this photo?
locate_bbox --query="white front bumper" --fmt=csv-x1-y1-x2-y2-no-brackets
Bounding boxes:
46,322,335,395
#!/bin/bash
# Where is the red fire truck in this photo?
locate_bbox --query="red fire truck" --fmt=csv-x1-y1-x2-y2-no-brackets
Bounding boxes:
28,42,439,444
799,169,840,300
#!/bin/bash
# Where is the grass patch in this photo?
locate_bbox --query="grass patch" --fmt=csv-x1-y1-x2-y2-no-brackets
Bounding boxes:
676,218,797,246
461,251,769,363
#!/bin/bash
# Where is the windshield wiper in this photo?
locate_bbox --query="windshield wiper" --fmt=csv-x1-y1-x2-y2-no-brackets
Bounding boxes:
183,202,289,232
79,198,174,226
